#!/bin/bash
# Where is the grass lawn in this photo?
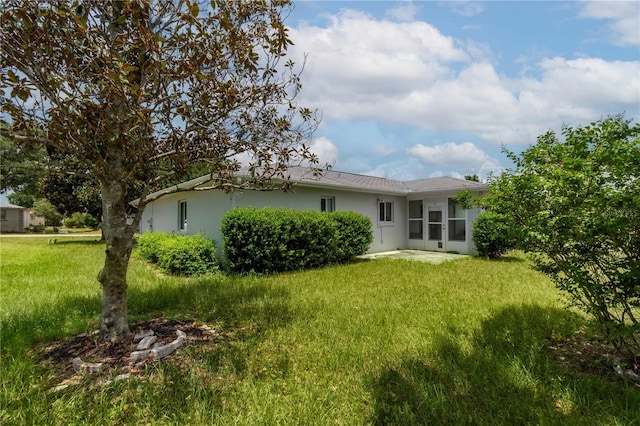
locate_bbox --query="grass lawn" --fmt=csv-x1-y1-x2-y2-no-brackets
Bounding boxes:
1,237,638,425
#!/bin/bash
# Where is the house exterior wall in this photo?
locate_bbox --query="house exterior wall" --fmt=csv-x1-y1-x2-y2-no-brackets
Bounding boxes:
139,186,407,254
0,207,27,233
28,211,45,227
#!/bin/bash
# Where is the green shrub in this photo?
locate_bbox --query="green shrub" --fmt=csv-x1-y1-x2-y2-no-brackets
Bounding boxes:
137,232,172,263
63,212,99,229
65,213,79,228
222,207,374,273
329,211,373,263
156,233,219,276
472,212,514,258
83,213,99,229
221,207,337,273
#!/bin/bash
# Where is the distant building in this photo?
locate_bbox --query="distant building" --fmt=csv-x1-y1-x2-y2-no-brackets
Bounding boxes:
0,203,45,233
0,203,29,233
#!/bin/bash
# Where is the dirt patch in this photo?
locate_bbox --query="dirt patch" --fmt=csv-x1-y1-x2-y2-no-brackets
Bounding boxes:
545,333,639,386
37,318,224,390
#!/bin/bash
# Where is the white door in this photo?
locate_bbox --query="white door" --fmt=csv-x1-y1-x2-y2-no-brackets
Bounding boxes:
426,204,446,252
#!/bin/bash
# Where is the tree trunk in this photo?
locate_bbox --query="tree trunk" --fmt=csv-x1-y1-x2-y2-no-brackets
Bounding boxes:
97,177,135,341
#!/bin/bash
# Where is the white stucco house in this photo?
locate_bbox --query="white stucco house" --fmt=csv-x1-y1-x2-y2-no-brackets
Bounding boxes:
0,202,28,233
136,167,487,255
0,202,45,233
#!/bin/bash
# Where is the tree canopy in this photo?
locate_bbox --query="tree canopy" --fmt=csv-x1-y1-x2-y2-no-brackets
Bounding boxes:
1,0,321,341
0,132,47,204
485,116,639,358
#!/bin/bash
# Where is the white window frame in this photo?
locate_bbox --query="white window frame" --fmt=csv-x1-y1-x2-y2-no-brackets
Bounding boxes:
378,200,394,225
320,196,335,213
178,200,187,231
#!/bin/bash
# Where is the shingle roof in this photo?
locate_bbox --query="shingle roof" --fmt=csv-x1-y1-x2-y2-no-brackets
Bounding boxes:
286,166,408,193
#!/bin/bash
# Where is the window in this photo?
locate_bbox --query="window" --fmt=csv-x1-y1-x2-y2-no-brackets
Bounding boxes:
178,200,187,231
408,200,423,239
447,198,466,241
0,209,6,220
378,200,393,223
320,197,335,213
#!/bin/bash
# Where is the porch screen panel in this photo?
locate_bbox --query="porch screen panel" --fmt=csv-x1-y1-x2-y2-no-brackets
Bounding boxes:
409,200,423,240
447,198,465,241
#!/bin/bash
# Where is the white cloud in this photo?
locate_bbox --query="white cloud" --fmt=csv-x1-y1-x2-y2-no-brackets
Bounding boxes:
445,1,485,17
385,1,419,22
579,1,640,45
407,141,495,168
289,9,469,111
289,9,639,147
527,57,640,110
406,141,503,178
309,136,338,165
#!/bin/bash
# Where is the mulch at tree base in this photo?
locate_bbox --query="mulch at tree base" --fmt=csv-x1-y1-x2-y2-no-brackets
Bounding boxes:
37,318,223,389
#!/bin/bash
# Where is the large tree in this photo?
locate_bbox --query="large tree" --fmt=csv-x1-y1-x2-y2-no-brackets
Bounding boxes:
1,0,320,341
485,116,639,358
40,166,102,219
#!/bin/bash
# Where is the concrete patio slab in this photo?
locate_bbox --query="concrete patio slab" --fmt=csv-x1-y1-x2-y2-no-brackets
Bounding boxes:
358,250,468,264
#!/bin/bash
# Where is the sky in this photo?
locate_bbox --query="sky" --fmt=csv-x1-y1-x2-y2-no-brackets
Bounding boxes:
282,0,640,181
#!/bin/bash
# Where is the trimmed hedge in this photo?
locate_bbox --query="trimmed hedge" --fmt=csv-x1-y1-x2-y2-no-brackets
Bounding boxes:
221,207,373,273
137,232,219,276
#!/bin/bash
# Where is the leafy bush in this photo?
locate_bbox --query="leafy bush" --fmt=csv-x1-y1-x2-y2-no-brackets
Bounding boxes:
222,208,373,274
137,232,172,263
329,211,373,263
484,116,640,358
156,234,219,276
64,213,79,228
63,212,99,229
472,212,514,258
137,232,218,276
83,213,99,229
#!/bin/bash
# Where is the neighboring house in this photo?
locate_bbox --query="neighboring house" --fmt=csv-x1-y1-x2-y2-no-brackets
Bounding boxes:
0,203,27,233
28,210,45,228
136,167,487,255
